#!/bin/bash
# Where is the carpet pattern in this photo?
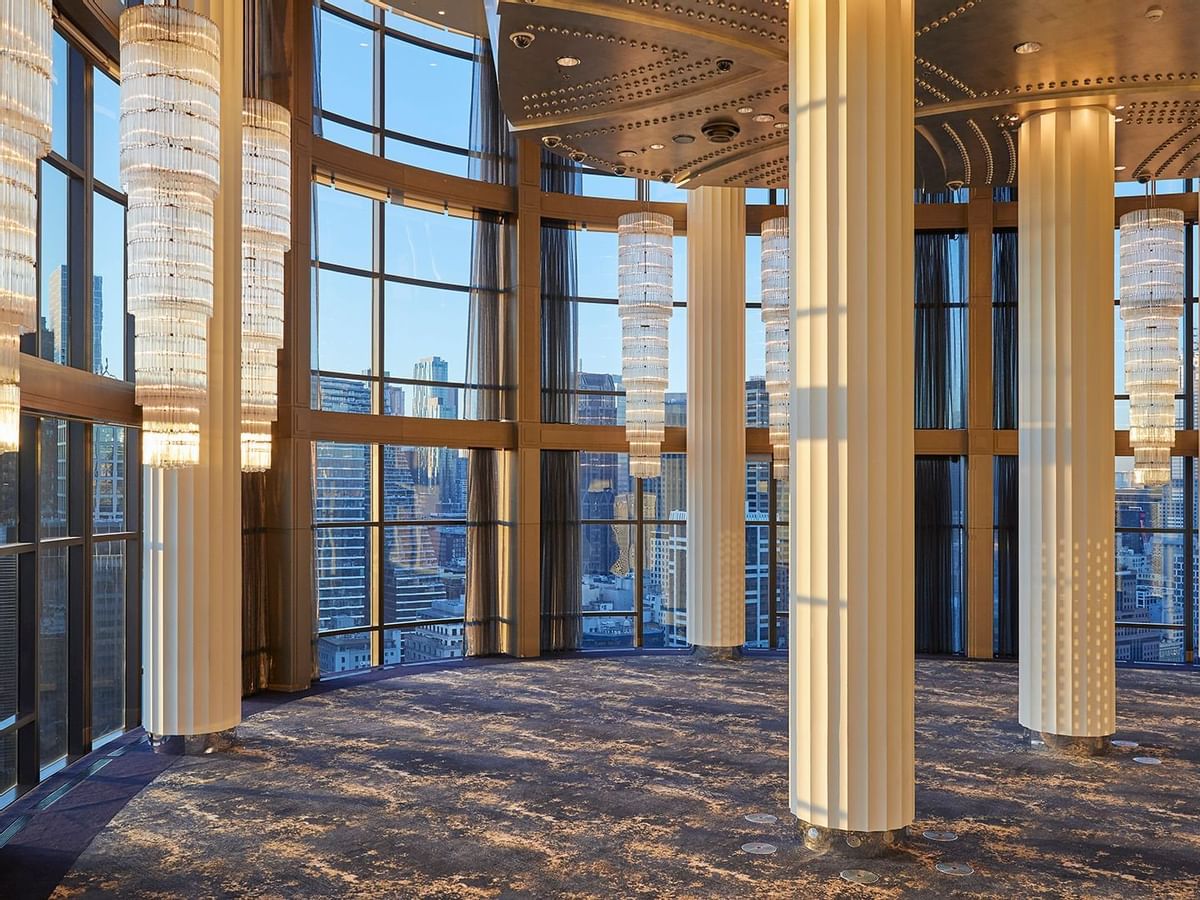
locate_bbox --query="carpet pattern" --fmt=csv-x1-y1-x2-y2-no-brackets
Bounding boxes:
45,657,1200,898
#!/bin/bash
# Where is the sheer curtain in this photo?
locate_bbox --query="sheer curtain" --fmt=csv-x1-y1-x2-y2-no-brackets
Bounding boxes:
994,455,1018,657
915,456,965,654
538,152,582,649
465,449,500,655
915,231,968,429
993,229,1018,429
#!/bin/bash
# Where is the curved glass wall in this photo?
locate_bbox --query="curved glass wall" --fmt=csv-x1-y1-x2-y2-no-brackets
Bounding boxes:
4,25,140,810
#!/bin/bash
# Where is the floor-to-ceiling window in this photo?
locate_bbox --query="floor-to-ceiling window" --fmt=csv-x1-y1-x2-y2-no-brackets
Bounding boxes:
1112,185,1196,665
2,24,140,810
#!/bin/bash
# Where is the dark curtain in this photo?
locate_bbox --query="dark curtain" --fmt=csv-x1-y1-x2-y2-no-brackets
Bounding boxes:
994,455,1019,657
242,472,270,694
469,37,514,185
465,449,500,656
993,229,1018,429
915,456,965,654
538,149,582,648
541,450,581,651
914,231,967,429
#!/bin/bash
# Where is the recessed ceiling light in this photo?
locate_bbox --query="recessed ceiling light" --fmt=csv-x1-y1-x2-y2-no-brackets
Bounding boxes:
737,106,754,114
437,9,445,15
557,56,581,67
672,134,695,144
1115,105,1125,111
753,113,775,123
649,143,665,151
1115,117,1123,123
1115,165,1127,172
1013,41,1042,55
773,123,787,130
618,149,638,158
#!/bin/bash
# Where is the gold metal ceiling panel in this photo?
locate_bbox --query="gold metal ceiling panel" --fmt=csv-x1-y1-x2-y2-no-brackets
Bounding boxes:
490,0,1200,189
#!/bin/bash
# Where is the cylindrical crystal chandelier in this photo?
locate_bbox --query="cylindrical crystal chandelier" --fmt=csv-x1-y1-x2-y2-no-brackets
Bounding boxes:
1119,206,1185,487
617,211,673,479
120,1,221,468
241,98,291,472
760,216,790,479
0,0,53,452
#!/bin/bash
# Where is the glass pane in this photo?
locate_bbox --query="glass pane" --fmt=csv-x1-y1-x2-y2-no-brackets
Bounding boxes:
745,309,767,399
0,449,17,544
383,138,470,176
643,523,686,648
40,419,70,539
318,631,373,678
0,556,17,723
775,525,789,638
383,11,476,53
319,10,376,125
314,183,374,271
575,302,622,408
383,382,468,419
580,522,634,615
1115,627,1185,665
51,32,68,159
642,453,687,519
326,0,376,20
0,732,14,801
580,616,635,650
575,230,618,298
313,269,374,376
1115,456,1186,526
382,525,464,624
313,442,372,523
92,69,121,189
315,526,374,631
39,546,68,766
383,36,473,154
385,623,465,665
320,118,375,153
746,459,771,520
579,452,632,520
384,283,469,389
93,425,126,533
744,524,771,648
93,193,126,378
384,204,472,285
1115,531,1187,628
313,375,373,414
580,171,636,200
39,162,70,365
91,541,126,739
383,445,467,520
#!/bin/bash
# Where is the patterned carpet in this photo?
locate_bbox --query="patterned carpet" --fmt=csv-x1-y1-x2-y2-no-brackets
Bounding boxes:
41,656,1200,899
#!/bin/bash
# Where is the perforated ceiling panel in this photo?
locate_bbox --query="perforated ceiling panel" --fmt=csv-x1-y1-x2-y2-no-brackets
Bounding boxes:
487,0,1200,190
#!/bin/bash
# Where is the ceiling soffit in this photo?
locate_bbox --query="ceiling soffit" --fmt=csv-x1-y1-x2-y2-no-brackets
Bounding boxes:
490,0,1200,190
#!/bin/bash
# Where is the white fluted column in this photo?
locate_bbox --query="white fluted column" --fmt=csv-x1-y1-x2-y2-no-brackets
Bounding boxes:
789,0,915,835
142,0,243,738
1018,108,1116,743
686,186,746,649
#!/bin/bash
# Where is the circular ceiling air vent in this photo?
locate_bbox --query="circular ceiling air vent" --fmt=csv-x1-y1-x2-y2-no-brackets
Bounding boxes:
701,118,740,143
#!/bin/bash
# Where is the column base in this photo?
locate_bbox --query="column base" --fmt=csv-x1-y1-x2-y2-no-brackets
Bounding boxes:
1029,729,1112,757
690,645,743,661
149,728,238,756
799,821,904,858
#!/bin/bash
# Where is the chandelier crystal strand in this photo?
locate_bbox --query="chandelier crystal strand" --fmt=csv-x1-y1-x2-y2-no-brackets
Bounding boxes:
0,0,54,451
1119,206,1185,487
241,98,291,472
120,1,221,468
617,211,673,479
760,216,790,479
